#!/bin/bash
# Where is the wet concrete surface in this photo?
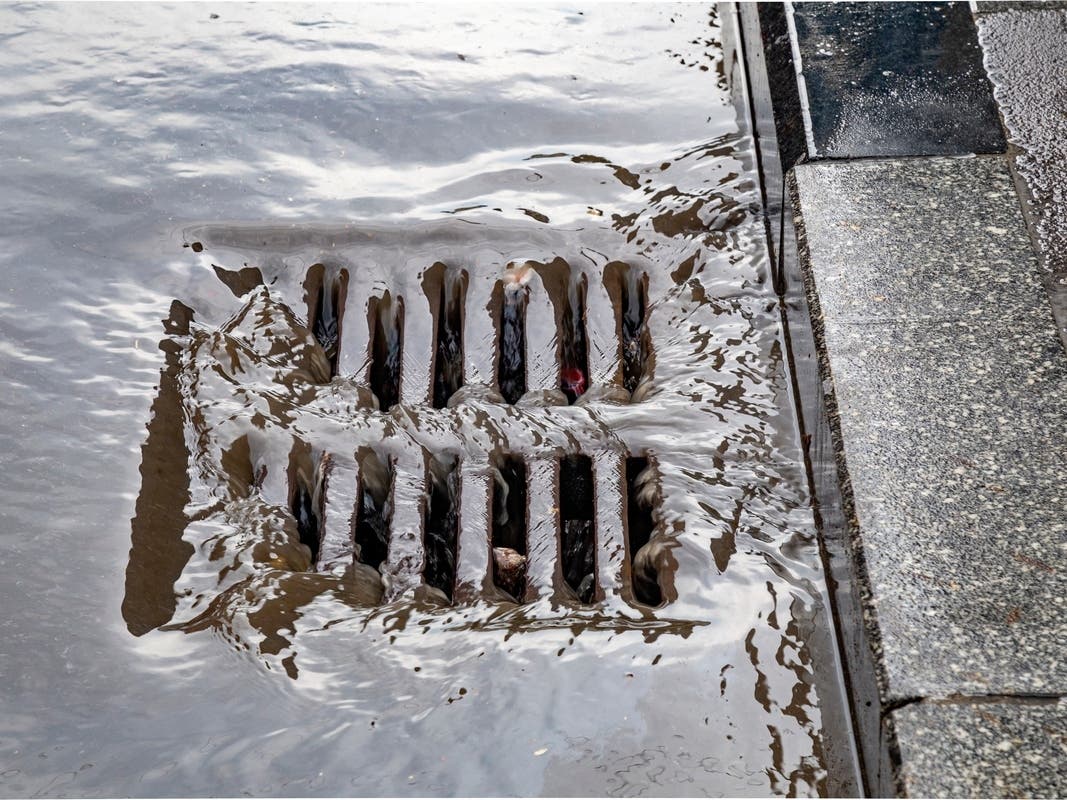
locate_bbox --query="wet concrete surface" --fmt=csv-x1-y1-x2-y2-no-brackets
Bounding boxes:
788,2,1004,158
0,4,858,796
791,156,1067,795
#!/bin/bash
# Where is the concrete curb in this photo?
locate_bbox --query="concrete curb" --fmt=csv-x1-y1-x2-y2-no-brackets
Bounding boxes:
737,3,1067,796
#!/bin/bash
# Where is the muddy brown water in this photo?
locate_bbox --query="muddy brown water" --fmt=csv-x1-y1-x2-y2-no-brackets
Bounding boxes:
0,3,860,796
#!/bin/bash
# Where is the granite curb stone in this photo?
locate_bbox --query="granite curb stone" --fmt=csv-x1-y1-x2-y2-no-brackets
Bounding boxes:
791,156,1067,704
742,6,1067,790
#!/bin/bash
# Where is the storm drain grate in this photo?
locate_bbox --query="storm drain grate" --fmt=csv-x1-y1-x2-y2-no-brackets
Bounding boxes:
282,253,667,609
123,219,775,641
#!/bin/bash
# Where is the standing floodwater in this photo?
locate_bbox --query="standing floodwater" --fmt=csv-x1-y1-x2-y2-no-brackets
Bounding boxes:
0,4,858,797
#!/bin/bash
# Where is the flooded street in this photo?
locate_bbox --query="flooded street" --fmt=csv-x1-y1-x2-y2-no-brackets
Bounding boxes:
0,4,858,796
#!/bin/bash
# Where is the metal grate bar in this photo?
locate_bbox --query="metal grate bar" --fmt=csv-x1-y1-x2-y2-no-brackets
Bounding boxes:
316,454,359,574
453,459,492,603
522,456,561,601
381,445,427,601
401,274,434,407
336,267,373,380
592,450,628,605
522,270,561,395
584,266,623,389
463,269,498,391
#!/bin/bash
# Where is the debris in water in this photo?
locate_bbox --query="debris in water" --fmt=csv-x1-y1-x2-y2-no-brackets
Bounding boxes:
561,366,587,398
492,546,527,599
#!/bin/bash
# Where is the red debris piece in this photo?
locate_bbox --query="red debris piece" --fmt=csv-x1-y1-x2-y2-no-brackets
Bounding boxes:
561,366,586,397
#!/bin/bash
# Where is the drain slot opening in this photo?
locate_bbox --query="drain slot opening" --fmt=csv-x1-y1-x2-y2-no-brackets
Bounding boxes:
491,455,528,600
432,269,467,408
626,457,661,606
306,266,348,378
560,276,589,404
604,262,652,397
497,281,529,404
620,270,649,395
369,291,404,410
291,464,323,566
423,454,461,601
559,454,596,603
355,449,393,570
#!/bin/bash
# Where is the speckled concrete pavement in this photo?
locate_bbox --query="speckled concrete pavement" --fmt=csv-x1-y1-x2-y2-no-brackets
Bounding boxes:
977,3,1067,352
792,156,1067,797
893,699,1066,797
746,2,1067,796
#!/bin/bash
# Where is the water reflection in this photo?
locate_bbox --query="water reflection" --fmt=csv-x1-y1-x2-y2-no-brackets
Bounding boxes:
0,2,855,796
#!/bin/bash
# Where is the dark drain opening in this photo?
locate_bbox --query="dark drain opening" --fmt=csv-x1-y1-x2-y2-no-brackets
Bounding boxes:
431,267,467,408
560,276,589,404
305,265,348,378
626,456,661,606
559,454,596,603
423,454,461,602
355,448,393,570
491,455,528,600
369,291,404,411
290,458,324,565
497,280,528,405
621,269,650,395
530,259,589,404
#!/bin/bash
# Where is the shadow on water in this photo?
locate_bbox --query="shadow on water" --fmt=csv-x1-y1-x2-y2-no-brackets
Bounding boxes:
122,301,195,637
531,258,589,404
304,264,348,379
423,263,467,408
423,453,460,602
354,447,393,570
626,456,666,607
559,453,596,603
604,261,653,396
213,263,265,298
288,443,323,565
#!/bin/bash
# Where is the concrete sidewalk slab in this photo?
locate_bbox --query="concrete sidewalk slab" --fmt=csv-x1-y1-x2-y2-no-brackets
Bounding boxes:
791,156,1066,703
891,699,1067,798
